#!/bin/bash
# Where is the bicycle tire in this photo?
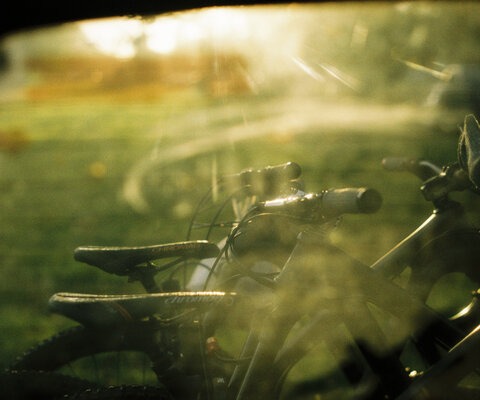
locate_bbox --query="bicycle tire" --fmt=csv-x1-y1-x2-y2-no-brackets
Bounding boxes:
64,385,173,400
9,324,164,387
1,370,96,400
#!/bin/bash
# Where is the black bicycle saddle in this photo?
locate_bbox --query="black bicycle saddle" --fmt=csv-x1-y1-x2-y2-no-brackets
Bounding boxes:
73,240,219,275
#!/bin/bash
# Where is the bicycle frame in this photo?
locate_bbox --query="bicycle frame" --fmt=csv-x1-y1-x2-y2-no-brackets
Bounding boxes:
371,201,475,281
222,229,470,399
217,164,480,399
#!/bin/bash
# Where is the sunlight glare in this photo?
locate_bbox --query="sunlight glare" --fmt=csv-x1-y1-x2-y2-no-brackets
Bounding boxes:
201,8,250,41
78,18,144,59
146,8,249,54
145,20,180,55
78,8,257,59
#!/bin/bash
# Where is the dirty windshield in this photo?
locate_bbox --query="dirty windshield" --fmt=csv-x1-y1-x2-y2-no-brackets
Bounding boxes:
2,2,480,398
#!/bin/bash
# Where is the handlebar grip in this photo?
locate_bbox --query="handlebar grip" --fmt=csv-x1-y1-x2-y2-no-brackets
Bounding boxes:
259,187,382,220
458,114,480,188
220,162,302,197
258,161,302,180
321,188,383,216
382,157,441,181
382,157,410,171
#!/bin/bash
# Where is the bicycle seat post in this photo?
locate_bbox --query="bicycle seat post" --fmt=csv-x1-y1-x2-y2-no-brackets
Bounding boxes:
129,266,160,293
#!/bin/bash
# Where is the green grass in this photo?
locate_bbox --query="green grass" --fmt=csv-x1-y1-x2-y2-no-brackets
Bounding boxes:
0,93,478,377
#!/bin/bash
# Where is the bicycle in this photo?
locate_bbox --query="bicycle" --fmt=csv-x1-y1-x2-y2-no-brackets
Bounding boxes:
3,162,305,398
5,115,480,399
4,160,385,399
256,114,480,399
186,114,480,399
265,115,480,399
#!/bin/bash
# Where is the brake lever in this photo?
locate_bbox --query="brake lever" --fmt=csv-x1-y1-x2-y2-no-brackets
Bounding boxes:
421,163,473,202
382,157,441,181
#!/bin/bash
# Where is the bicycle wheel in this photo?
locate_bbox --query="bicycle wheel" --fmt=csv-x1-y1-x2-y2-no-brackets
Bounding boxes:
1,370,96,400
9,324,164,387
64,385,173,400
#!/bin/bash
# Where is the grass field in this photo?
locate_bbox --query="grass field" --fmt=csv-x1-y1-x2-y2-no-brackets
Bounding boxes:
1,91,478,377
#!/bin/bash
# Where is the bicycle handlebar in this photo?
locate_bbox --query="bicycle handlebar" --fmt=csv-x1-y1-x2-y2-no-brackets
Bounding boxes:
458,114,480,189
382,157,442,181
258,187,382,220
220,161,301,184
219,161,302,196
